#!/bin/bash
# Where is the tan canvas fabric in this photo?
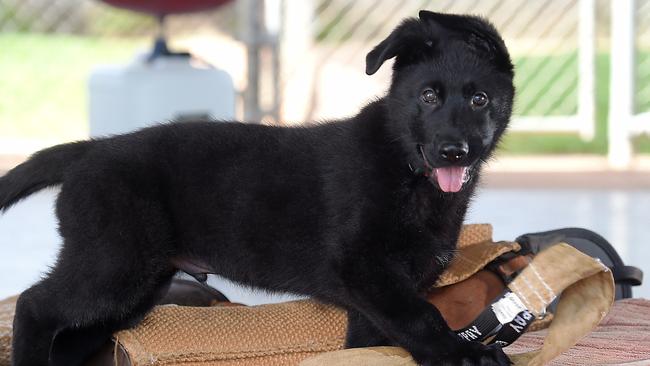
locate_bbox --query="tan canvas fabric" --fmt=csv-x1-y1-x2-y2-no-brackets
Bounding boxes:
300,347,413,366
456,224,493,248
435,240,521,287
114,301,347,366
0,296,17,366
0,225,616,366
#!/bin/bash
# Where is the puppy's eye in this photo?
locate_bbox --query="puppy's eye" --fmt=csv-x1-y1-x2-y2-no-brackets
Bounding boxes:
471,92,489,108
421,89,438,104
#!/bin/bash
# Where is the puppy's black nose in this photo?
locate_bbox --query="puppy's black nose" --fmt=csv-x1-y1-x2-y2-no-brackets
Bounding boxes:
439,142,469,163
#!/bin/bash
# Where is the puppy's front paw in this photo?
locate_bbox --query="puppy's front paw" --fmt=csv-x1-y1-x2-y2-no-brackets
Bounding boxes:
427,341,511,366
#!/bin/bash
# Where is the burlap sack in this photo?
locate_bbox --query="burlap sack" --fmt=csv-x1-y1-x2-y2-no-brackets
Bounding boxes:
105,224,612,366
0,296,17,366
0,225,614,366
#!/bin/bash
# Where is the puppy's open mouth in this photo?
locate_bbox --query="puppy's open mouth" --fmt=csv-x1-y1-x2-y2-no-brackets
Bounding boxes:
418,145,470,193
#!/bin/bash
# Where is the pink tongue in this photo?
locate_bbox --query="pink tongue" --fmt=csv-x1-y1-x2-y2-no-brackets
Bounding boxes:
435,167,467,193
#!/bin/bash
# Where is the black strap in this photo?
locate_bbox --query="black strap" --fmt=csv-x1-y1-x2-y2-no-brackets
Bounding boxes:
455,290,537,347
611,265,644,286
488,309,535,347
456,305,501,342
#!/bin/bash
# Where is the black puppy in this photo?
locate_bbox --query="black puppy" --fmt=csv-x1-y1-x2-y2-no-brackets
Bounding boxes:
2,11,514,366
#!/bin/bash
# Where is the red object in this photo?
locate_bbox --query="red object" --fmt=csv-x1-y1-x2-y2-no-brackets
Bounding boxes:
101,0,232,15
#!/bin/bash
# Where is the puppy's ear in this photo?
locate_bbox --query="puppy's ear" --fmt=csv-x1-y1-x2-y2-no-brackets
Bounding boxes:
365,27,400,75
418,10,513,73
365,19,421,75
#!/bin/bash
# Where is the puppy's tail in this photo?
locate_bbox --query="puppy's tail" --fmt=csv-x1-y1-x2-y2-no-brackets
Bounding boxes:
0,140,94,212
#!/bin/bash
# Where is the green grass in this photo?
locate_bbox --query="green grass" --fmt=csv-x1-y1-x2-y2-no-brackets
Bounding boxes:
0,33,146,141
0,33,649,154
500,52,650,155
513,53,578,117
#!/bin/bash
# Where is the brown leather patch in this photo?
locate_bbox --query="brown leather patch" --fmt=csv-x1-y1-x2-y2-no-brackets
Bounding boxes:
427,270,505,330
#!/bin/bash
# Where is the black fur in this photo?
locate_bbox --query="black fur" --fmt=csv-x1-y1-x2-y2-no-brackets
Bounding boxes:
3,11,514,366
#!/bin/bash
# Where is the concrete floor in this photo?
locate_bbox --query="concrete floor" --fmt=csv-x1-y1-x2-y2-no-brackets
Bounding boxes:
0,186,648,301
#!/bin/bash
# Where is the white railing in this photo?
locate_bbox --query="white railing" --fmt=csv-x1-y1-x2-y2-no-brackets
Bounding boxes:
608,0,650,168
509,0,595,141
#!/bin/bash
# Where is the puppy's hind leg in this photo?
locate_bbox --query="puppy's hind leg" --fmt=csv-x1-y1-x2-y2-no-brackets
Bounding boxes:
13,263,174,366
12,282,61,366
12,178,177,366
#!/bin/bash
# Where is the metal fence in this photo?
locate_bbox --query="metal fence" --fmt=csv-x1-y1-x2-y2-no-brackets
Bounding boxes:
278,0,595,138
276,0,650,165
0,0,649,165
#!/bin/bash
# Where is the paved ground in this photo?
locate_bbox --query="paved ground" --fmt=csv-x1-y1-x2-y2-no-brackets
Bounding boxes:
0,156,649,302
